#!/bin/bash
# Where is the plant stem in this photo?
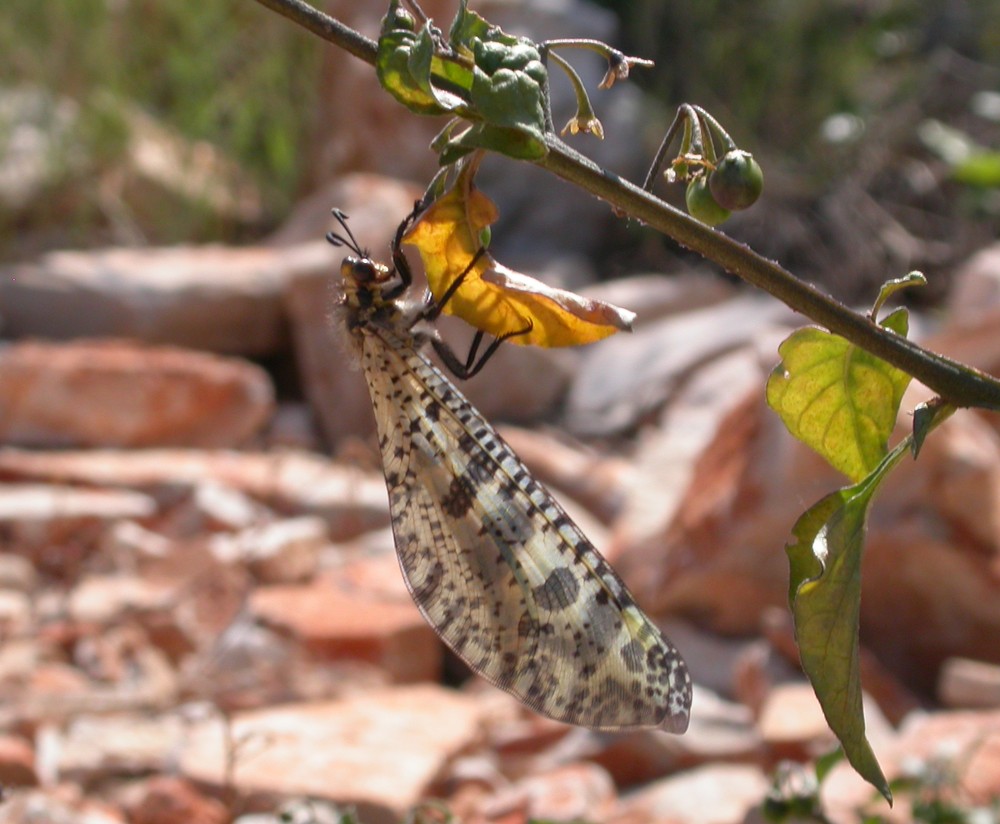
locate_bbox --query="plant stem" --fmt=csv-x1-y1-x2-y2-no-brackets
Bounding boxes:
253,0,376,64
251,0,1000,411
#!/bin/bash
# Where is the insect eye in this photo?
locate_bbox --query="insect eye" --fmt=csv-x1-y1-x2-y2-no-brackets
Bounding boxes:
341,256,381,284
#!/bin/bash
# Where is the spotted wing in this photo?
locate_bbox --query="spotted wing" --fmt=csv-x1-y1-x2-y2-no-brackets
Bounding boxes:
358,328,691,732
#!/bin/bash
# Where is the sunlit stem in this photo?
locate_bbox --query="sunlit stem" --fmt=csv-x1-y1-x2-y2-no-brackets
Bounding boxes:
546,50,603,138
402,0,430,26
693,105,738,155
644,103,713,190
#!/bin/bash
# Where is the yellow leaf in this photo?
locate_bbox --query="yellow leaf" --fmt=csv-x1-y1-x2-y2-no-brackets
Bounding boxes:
403,162,634,347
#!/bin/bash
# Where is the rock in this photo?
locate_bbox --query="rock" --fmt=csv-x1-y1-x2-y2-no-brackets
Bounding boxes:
181,613,384,710
260,401,323,452
0,787,126,824
562,294,795,436
821,709,1000,821
0,484,156,574
761,609,921,726
0,553,37,591
0,734,37,788
101,520,175,566
608,347,793,631
190,482,263,532
585,688,761,787
905,409,1000,554
0,449,390,541
939,657,1000,709
267,172,422,248
69,575,177,625
757,682,838,758
120,775,228,824
475,763,618,824
16,647,178,725
609,763,770,824
861,522,1000,694
581,272,737,328
0,340,274,448
895,710,1000,805
234,799,343,824
0,590,31,635
0,483,155,525
250,558,441,684
0,242,331,354
57,712,188,781
208,516,326,583
947,242,1000,322
179,688,484,823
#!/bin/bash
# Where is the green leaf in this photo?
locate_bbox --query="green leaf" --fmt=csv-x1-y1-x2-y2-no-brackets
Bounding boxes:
439,121,547,161
377,18,464,115
376,27,444,115
376,0,474,116
377,0,548,162
448,0,500,47
787,443,909,805
766,313,913,482
870,271,925,321
470,66,544,130
911,399,955,458
953,151,1000,187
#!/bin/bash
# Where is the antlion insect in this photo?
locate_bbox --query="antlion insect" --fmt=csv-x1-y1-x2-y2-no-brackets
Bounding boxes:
328,204,691,732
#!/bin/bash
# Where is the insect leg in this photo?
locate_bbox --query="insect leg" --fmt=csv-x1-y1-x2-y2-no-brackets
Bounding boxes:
431,321,533,379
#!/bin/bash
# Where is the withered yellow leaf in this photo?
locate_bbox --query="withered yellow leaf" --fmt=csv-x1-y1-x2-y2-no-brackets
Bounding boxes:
403,163,634,347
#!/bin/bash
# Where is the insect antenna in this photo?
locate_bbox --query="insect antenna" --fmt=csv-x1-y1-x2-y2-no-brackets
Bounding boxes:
326,209,367,258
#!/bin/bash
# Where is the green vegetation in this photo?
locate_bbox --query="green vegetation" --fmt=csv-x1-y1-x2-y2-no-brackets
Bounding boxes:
2,0,323,243
598,0,1000,160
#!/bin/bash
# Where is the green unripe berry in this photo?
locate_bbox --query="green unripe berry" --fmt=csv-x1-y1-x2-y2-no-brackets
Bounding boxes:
686,177,731,226
709,150,763,211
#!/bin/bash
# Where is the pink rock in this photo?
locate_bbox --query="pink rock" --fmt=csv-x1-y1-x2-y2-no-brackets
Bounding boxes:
0,339,273,448
123,775,227,824
0,448,390,540
179,688,484,818
476,763,617,824
862,523,1000,694
208,516,326,584
609,763,769,824
0,734,37,788
250,559,441,684
0,242,331,355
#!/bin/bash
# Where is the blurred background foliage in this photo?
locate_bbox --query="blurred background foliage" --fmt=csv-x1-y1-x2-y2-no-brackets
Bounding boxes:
2,0,999,298
2,0,323,248
601,0,1000,159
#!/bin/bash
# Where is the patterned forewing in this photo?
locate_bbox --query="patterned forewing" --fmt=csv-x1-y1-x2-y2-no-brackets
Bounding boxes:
358,325,691,732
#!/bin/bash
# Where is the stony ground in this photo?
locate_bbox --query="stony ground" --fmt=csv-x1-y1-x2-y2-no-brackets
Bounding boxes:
3,178,1000,823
